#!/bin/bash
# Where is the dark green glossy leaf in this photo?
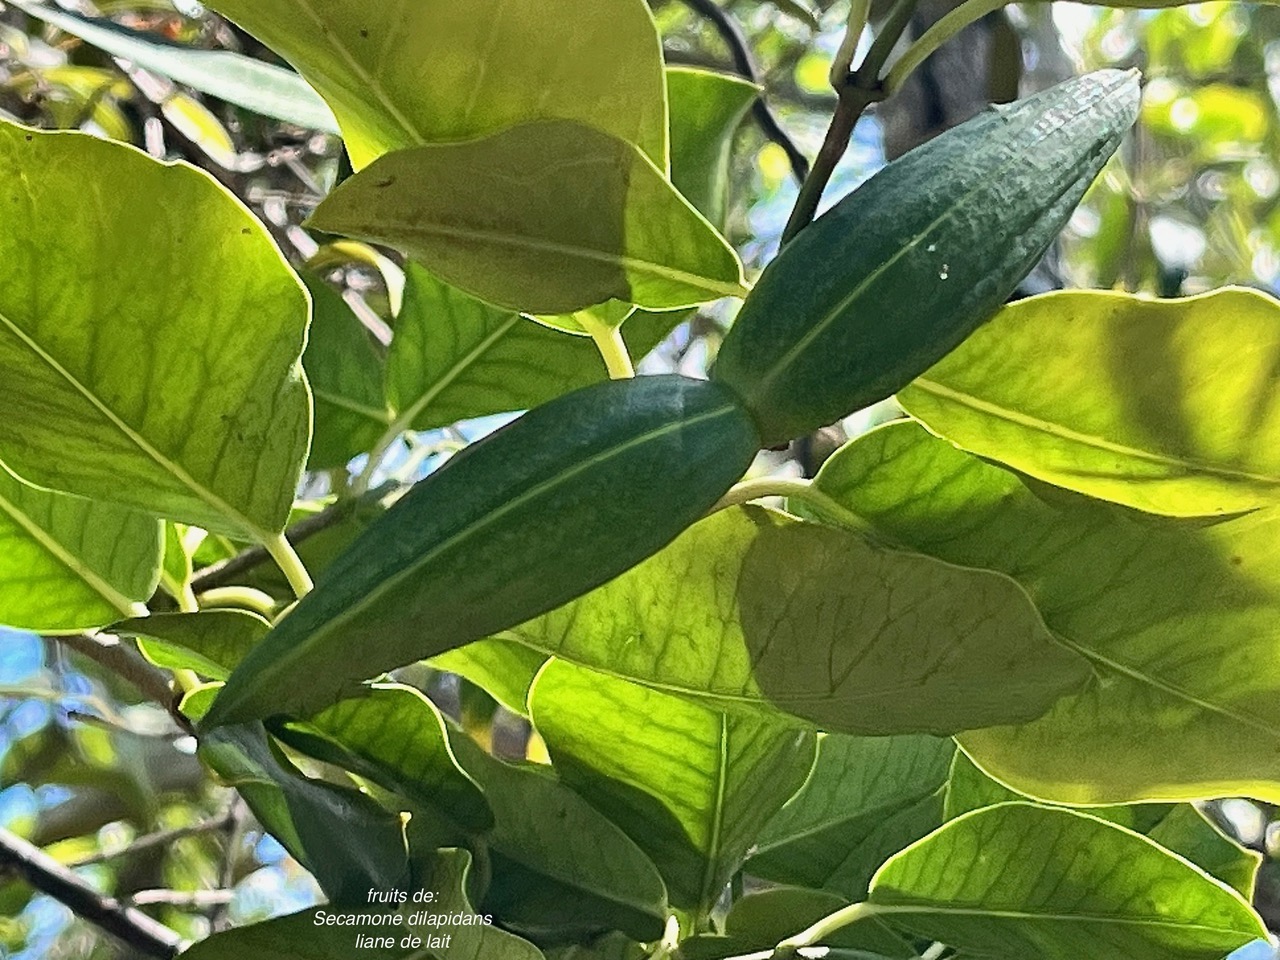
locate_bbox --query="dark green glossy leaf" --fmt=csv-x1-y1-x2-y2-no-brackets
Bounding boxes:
713,69,1140,445
814,421,1280,803
531,660,816,916
749,734,953,898
0,121,311,539
275,684,492,832
309,121,747,315
202,0,666,169
667,67,757,226
0,466,159,632
203,375,758,726
9,0,339,132
384,265,684,438
301,273,388,471
446,728,668,942
899,288,1280,517
858,803,1265,960
945,753,1260,898
115,609,270,681
504,507,1088,735
199,722,409,903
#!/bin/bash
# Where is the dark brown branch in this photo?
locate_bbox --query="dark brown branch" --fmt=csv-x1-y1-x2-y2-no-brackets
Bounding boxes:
679,0,810,184
0,827,184,959
781,0,920,243
190,480,401,593
53,633,193,736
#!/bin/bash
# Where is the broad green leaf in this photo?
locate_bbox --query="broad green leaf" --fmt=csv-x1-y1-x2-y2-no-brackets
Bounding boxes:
944,753,1260,898
531,660,816,916
301,273,389,470
1146,807,1262,902
667,67,758,227
114,609,270,681
384,265,684,437
199,722,409,903
308,121,747,315
0,121,311,539
159,522,192,601
179,683,220,722
749,734,954,898
725,888,916,958
203,0,667,169
203,376,759,726
0,466,159,632
431,639,547,718
182,848,545,960
503,507,1088,735
9,0,339,132
713,70,1140,445
857,803,1266,960
408,849,547,959
275,684,492,832
900,288,1280,517
447,728,668,942
814,421,1280,803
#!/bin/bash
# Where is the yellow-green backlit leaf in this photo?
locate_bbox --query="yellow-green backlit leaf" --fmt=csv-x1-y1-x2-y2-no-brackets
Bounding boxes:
901,288,1280,517
309,121,746,315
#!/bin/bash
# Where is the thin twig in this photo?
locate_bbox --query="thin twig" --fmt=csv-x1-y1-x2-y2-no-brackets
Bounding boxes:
190,480,401,593
52,633,193,736
679,0,810,184
781,0,920,243
0,827,184,959
67,809,235,868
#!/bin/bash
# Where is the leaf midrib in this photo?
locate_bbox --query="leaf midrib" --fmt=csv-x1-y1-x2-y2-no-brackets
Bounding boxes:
0,488,144,618
909,377,1280,487
0,306,267,540
294,0,424,152
1053,633,1280,744
312,386,392,423
868,899,1257,937
330,218,747,305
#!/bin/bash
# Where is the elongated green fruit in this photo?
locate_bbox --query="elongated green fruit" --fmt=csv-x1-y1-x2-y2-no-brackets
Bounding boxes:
202,375,760,727
713,69,1141,445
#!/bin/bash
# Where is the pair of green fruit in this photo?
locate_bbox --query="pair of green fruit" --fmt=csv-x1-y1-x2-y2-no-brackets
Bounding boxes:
204,68,1141,728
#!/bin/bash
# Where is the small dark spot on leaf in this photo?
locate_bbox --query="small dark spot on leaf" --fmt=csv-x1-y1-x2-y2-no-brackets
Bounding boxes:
24,135,33,142
360,28,369,38
241,227,251,235
1231,555,1244,566
375,176,395,188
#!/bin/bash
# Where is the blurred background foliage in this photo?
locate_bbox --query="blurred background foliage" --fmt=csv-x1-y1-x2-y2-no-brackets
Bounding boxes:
1,0,1279,956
